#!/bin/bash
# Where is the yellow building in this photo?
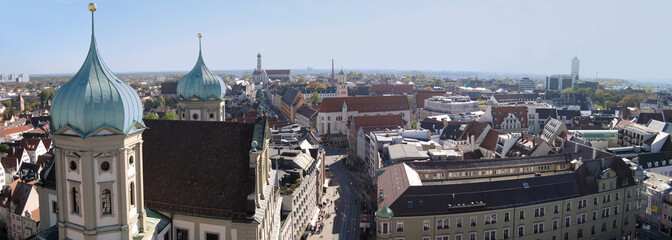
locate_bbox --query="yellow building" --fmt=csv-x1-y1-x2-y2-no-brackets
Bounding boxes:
375,157,644,240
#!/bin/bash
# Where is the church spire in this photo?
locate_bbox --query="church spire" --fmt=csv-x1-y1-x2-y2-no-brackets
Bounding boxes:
198,33,203,58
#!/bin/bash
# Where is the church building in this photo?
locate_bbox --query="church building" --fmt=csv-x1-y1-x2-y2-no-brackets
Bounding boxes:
37,4,279,240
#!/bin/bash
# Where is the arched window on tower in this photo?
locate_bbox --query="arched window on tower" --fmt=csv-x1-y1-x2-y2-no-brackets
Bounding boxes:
129,182,135,207
102,189,112,214
72,187,80,214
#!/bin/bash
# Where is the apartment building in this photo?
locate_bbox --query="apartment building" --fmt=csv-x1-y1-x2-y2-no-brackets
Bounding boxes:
375,157,645,240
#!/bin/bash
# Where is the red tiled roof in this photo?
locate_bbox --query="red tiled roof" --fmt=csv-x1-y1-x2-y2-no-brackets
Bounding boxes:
457,121,491,141
479,129,504,151
1,157,19,170
351,114,405,134
318,96,410,113
491,106,528,128
0,125,32,137
369,84,414,94
19,138,42,151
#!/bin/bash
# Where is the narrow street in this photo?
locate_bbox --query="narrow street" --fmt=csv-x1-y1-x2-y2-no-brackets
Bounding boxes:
309,147,370,240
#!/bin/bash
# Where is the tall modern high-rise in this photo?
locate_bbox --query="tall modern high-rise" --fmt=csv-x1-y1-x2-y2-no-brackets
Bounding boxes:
571,56,580,79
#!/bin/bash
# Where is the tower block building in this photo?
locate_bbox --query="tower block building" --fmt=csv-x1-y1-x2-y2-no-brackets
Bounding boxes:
49,3,154,239
176,33,227,121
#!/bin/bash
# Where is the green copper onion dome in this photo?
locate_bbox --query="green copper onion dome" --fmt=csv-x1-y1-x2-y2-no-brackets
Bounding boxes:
375,204,394,219
51,7,144,137
177,34,226,101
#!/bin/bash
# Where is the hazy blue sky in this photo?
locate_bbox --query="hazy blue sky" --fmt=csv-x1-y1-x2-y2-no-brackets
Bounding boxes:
0,0,670,80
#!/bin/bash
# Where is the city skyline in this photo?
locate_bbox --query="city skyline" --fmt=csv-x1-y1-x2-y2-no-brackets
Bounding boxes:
1,0,671,81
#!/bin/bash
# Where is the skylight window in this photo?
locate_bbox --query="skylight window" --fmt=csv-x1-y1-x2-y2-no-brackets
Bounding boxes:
523,183,530,189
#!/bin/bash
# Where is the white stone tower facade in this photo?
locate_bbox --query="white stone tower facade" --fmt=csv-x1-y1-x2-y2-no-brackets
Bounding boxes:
337,69,347,97
50,4,148,239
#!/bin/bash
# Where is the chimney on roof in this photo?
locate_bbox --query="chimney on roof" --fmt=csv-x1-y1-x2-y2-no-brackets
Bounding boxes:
574,143,578,154
600,158,605,169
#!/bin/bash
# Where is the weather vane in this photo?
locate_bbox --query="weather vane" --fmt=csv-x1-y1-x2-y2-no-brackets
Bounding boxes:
88,2,97,12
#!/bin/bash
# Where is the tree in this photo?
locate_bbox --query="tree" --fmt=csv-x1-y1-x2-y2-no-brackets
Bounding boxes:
2,100,12,109
143,113,158,119
161,111,178,120
307,91,322,104
306,82,326,89
255,90,265,104
617,95,644,108
0,144,9,153
38,88,55,106
156,96,166,107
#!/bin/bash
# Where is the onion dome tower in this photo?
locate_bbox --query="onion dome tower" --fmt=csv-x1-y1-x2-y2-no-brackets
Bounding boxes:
176,33,227,121
337,68,348,97
50,3,148,239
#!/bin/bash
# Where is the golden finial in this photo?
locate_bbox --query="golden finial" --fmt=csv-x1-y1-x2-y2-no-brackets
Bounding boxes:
88,3,97,12
198,33,202,38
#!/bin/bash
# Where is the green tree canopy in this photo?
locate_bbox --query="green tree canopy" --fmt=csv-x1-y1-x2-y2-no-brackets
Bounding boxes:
0,144,9,153
255,90,265,103
143,113,158,119
307,91,322,104
161,111,178,120
306,82,327,89
38,88,55,106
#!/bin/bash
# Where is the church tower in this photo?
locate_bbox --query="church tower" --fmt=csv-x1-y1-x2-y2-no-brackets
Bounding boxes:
176,33,227,121
50,3,147,239
257,53,262,71
337,68,348,97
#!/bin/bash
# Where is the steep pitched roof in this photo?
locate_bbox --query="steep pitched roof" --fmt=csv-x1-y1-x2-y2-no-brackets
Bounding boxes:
281,88,302,106
318,95,410,113
479,129,504,150
491,106,528,127
143,119,262,220
440,121,470,140
457,121,491,141
10,181,35,215
297,105,317,119
379,156,635,217
19,138,43,151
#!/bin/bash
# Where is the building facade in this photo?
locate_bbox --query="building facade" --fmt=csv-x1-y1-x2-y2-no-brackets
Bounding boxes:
316,96,411,136
375,157,645,240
